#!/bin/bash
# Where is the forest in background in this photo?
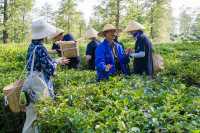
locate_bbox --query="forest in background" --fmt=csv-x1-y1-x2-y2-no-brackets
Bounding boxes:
0,0,200,44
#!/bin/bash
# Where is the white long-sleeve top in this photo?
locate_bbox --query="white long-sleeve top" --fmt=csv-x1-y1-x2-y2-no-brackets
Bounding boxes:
130,51,145,58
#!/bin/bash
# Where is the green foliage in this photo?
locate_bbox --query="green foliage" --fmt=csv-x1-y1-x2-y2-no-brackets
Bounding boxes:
190,12,200,40
154,41,200,86
36,72,200,132
4,0,33,43
90,0,172,43
0,44,27,132
55,0,86,38
178,8,200,41
0,42,199,132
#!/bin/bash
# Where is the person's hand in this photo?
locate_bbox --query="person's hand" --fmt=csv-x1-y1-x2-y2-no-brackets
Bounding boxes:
59,41,76,45
55,40,62,45
74,41,78,45
105,64,112,72
125,48,133,55
48,50,57,54
19,91,27,106
86,55,92,63
57,57,70,65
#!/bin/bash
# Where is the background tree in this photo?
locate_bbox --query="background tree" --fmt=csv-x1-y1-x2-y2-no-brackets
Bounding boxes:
190,10,200,40
89,0,128,30
55,0,86,38
0,0,33,43
89,0,172,43
40,2,55,24
179,8,193,40
2,0,8,43
144,0,172,42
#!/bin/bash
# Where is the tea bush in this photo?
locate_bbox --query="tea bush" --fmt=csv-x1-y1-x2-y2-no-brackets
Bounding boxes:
0,41,199,132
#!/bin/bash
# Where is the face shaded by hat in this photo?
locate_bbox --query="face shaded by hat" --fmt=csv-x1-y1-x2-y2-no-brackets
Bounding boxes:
48,28,64,41
98,24,122,42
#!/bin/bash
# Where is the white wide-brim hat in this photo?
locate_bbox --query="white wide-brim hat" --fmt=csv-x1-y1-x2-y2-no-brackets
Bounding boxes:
31,18,57,40
125,21,145,32
86,28,98,39
98,24,122,37
48,28,64,39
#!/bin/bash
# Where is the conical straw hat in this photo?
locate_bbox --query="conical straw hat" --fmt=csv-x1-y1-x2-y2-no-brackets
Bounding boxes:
48,27,64,40
32,17,57,40
125,21,145,32
86,28,98,39
98,24,122,37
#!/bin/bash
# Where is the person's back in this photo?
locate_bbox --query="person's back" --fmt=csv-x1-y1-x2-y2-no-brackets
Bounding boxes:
52,43,62,56
63,33,80,69
86,39,100,70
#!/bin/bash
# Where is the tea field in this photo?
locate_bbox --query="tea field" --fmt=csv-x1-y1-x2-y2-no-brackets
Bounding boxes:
0,41,199,133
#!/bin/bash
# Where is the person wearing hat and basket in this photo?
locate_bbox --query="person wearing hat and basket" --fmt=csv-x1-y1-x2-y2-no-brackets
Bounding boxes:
50,30,80,69
125,21,154,78
20,18,70,133
95,24,131,81
49,28,65,56
85,28,100,70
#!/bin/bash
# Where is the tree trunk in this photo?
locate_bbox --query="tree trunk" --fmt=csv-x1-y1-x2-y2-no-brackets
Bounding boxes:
79,23,82,38
150,7,154,40
67,16,70,33
116,0,120,29
3,0,8,44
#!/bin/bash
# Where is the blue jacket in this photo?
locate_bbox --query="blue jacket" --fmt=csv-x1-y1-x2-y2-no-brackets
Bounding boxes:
95,39,130,81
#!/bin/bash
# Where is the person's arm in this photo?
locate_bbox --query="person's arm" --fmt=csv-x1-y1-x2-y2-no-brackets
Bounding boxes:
86,55,92,63
130,37,146,58
57,41,76,45
48,49,58,54
118,45,130,64
51,43,61,54
130,51,145,58
86,44,93,63
37,46,57,76
95,45,108,72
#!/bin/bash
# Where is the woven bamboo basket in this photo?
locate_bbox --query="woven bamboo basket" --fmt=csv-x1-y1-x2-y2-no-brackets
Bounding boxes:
153,54,164,72
3,80,24,113
60,43,79,58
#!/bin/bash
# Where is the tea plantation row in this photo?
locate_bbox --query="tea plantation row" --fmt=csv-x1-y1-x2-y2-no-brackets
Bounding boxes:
0,41,199,133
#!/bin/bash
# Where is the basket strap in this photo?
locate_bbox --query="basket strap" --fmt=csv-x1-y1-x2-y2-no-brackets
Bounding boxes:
62,47,78,51
19,45,39,80
30,46,38,76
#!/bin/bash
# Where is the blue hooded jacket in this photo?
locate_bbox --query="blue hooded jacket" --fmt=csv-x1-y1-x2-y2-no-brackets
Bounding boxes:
95,39,130,81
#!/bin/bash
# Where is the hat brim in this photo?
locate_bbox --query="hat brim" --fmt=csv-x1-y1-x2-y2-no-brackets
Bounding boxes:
124,26,145,33
124,28,144,33
86,32,98,39
98,29,122,37
87,35,98,39
32,23,57,40
49,32,64,40
48,28,64,40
